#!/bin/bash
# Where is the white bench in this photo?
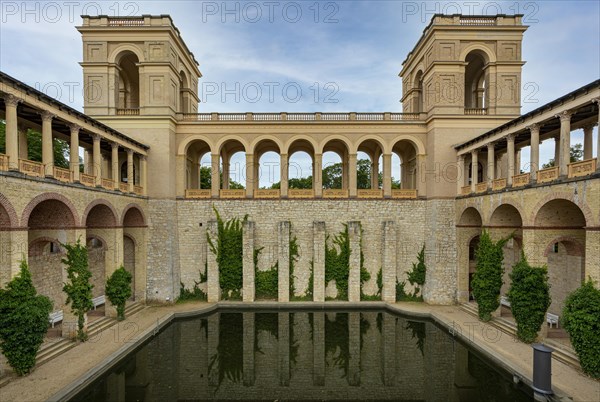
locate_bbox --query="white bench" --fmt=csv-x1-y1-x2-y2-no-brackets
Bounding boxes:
92,295,106,310
547,313,559,328
500,295,511,308
48,310,63,328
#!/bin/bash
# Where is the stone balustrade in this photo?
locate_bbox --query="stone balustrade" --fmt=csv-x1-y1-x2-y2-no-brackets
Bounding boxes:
288,189,314,199
182,187,418,199
512,173,530,187
475,182,487,193
254,189,280,199
53,166,72,183
357,189,383,198
391,189,418,199
0,154,9,171
101,178,115,190
461,185,471,195
119,182,129,192
185,189,211,199
323,189,349,198
492,178,507,191
538,167,559,183
180,112,421,122
19,159,44,178
220,189,246,198
568,158,597,178
80,173,95,187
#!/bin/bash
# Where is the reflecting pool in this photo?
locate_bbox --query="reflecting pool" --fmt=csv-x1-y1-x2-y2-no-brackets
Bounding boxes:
70,309,532,401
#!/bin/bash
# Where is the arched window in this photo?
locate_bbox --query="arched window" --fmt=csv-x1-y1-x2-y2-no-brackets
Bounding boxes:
179,71,189,113
413,71,423,113
116,51,140,109
464,51,487,108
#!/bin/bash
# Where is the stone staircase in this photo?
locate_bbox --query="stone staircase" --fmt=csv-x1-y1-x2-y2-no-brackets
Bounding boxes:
459,303,581,371
35,302,146,367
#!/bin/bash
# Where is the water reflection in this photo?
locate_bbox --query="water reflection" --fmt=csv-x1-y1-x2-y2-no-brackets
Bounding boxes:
72,311,532,401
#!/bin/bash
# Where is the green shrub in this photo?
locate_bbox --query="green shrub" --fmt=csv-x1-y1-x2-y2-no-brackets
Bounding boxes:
325,225,351,300
562,280,600,378
255,247,278,300
0,260,52,376
407,245,426,298
62,238,94,341
472,231,510,321
507,253,550,343
105,266,133,320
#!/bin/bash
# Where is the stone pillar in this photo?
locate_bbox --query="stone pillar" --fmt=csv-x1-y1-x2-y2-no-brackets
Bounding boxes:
4,95,22,170
243,312,255,386
69,125,80,182
529,123,540,182
371,153,379,189
582,124,594,160
507,134,515,186
348,153,358,197
127,149,134,193
383,153,392,197
280,153,288,197
382,313,396,386
83,149,91,174
18,123,28,160
140,155,147,195
40,111,55,177
222,154,230,190
348,221,361,302
278,221,290,302
348,312,360,386
246,153,254,198
206,220,220,302
92,134,102,185
211,153,220,197
487,144,495,187
456,155,465,194
382,221,396,302
556,111,572,177
314,153,323,198
313,222,326,301
470,149,478,192
111,143,119,189
278,312,290,386
242,220,255,302
553,136,560,169
515,149,521,175
313,312,325,386
416,154,426,197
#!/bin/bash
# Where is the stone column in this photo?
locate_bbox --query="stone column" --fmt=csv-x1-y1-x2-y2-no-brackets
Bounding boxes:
470,149,478,192
18,123,28,160
582,124,594,160
348,312,360,386
246,153,254,198
487,144,495,188
416,154,426,197
456,155,465,194
280,153,288,197
371,153,379,189
553,136,560,169
211,153,220,197
4,95,21,170
515,149,521,175
127,149,134,193
314,153,323,198
83,149,91,174
92,134,102,185
507,134,515,186
313,222,326,301
348,153,357,197
140,155,147,195
69,124,80,182
40,111,55,177
242,220,255,302
206,220,220,302
313,312,325,386
594,98,600,171
383,153,392,197
556,111,572,177
278,312,290,386
111,143,119,189
278,221,290,302
529,123,540,182
348,221,361,302
222,154,230,190
243,312,255,386
382,221,396,302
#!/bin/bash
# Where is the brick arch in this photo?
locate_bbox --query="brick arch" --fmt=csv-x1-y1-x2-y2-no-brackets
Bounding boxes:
530,193,595,227
121,203,146,227
458,206,483,226
531,195,592,227
82,199,119,228
28,236,63,257
22,193,79,229
86,234,107,249
0,192,19,228
488,203,524,227
543,237,585,257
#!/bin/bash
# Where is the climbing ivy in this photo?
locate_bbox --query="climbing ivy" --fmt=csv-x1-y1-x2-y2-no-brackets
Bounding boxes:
362,268,382,301
0,259,52,376
207,207,246,300
507,253,551,343
255,247,278,300
562,279,600,378
62,238,94,341
396,244,427,301
289,235,299,296
325,225,351,300
178,263,208,302
472,230,510,321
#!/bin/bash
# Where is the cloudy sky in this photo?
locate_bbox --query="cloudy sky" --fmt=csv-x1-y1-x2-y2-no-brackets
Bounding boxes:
1,1,598,187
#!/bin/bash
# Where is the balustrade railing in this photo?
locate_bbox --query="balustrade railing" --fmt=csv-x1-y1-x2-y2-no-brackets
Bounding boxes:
461,185,471,195
0,154,9,171
568,158,597,178
19,159,44,178
492,178,507,191
288,189,314,198
53,167,72,183
119,182,129,192
116,108,140,116
254,189,280,198
179,112,422,122
392,189,418,199
475,182,488,193
464,108,488,115
323,189,349,198
538,166,559,183
134,185,143,195
185,189,211,199
357,189,383,198
512,173,530,187
80,173,95,187
220,189,246,198
101,178,115,190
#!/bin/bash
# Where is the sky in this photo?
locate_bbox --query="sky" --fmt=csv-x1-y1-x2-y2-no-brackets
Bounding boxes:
1,0,599,187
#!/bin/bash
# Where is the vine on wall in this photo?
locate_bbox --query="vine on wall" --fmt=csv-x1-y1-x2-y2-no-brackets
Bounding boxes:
207,207,246,300
255,247,278,300
396,244,426,301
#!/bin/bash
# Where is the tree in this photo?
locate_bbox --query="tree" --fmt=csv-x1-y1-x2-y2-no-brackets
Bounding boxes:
507,253,551,343
105,266,133,320
542,143,583,168
471,230,510,321
0,260,52,376
62,239,94,341
0,122,69,168
197,166,245,189
270,176,313,189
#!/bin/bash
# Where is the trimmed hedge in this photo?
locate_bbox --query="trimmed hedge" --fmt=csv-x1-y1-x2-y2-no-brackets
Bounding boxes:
507,254,550,343
562,280,600,378
106,266,133,320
